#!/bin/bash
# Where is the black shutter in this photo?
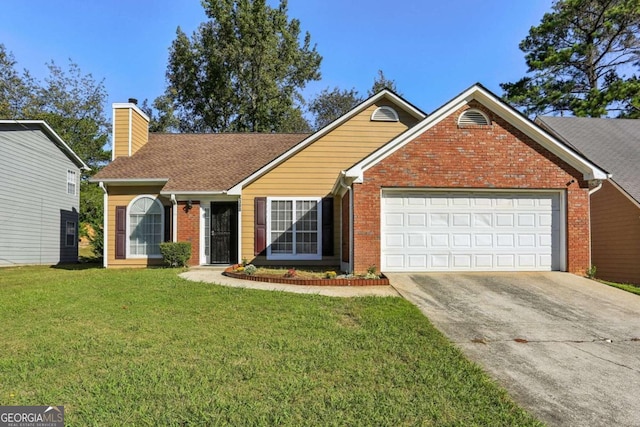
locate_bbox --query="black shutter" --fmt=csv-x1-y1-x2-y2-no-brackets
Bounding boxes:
115,206,126,259
164,205,172,242
254,197,267,255
322,197,334,256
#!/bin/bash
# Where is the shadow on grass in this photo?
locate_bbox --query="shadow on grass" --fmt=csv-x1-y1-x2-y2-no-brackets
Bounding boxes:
51,257,103,270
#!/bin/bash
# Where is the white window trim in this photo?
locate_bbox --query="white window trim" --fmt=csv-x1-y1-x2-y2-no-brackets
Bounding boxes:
65,221,77,247
266,197,322,261
67,169,77,195
126,195,164,259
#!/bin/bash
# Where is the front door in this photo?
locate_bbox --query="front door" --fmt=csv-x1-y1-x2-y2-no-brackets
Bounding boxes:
210,202,238,264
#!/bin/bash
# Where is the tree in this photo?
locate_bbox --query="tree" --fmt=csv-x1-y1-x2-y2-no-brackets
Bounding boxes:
0,45,35,118
307,70,401,130
308,87,362,130
162,0,322,133
501,0,640,118
141,95,180,133
368,69,402,97
24,60,110,169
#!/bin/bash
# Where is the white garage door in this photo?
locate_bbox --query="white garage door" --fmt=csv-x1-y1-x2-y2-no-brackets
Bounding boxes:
381,191,562,272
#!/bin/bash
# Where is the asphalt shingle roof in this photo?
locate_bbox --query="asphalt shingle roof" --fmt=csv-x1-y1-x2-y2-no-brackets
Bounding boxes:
93,133,309,192
537,116,640,203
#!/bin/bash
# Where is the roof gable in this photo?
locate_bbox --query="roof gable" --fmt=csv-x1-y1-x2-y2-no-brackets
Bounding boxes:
343,84,608,183
227,90,427,193
537,116,640,203
0,120,89,171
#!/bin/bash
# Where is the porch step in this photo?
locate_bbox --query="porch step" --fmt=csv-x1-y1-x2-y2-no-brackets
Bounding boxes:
190,265,230,272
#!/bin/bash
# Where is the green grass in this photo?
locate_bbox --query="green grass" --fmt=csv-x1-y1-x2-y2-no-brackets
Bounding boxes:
0,266,542,426
599,279,640,296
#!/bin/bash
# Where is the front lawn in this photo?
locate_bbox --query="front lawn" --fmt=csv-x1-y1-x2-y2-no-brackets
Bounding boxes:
0,266,541,426
599,279,640,296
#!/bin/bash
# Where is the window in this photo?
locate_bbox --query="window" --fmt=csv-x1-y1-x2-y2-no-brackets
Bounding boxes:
65,221,76,247
267,198,321,260
67,170,76,195
128,196,163,257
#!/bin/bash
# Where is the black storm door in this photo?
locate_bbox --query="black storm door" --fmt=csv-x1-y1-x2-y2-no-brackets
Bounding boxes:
210,202,238,264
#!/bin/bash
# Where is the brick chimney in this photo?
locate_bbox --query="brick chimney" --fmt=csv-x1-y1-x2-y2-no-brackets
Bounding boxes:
112,99,150,160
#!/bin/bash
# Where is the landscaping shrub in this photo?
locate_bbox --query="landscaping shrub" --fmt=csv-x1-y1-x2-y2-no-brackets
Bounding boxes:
159,242,192,267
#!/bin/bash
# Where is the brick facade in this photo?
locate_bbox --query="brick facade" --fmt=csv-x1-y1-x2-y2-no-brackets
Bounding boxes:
177,200,200,266
352,103,591,275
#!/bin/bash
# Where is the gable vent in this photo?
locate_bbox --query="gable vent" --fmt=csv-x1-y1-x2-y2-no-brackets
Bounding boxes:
458,109,490,126
371,106,399,122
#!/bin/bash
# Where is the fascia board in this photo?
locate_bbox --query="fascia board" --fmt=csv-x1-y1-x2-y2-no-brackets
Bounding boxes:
91,178,169,185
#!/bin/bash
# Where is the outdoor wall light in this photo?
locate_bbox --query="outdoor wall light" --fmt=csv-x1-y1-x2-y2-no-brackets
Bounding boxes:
184,199,193,212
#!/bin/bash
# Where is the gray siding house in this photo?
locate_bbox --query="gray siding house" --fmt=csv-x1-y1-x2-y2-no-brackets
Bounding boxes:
0,121,89,266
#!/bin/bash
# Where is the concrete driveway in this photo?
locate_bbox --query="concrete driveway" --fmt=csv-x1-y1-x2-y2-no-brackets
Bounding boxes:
388,272,640,427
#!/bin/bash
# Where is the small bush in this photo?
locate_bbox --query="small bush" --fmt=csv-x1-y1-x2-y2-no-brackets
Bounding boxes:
284,268,297,278
244,264,257,275
586,265,597,279
324,271,337,279
159,242,192,268
365,265,379,279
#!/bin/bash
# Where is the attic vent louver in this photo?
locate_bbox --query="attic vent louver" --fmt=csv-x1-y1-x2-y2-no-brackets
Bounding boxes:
371,106,399,122
458,109,490,126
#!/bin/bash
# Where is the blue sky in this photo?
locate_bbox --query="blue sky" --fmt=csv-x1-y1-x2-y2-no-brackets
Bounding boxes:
1,0,553,116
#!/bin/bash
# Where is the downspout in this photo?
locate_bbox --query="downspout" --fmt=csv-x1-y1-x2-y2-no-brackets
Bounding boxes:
587,179,604,273
170,194,177,242
99,182,108,268
349,186,354,274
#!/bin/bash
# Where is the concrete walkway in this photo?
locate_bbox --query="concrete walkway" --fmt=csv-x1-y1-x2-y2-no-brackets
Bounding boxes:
180,268,400,298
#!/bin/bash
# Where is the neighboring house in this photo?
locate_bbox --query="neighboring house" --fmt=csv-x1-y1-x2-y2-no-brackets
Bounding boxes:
92,84,607,274
0,121,89,266
537,117,639,284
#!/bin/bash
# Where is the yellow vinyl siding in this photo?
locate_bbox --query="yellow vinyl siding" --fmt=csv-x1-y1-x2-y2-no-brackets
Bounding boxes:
106,185,168,268
113,108,131,159
131,109,149,156
241,101,419,262
113,106,149,159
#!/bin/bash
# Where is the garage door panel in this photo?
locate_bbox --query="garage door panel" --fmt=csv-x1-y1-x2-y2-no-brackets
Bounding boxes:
381,192,562,272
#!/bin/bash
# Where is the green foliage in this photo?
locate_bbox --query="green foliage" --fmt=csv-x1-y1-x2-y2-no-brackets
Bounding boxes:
368,69,402,97
308,87,362,130
0,267,542,426
160,0,322,133
85,223,104,259
307,70,401,130
501,0,640,117
159,242,192,267
244,264,257,275
141,95,180,133
586,265,597,279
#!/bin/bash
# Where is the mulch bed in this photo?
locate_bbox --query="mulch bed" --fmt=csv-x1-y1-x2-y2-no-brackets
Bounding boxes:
223,266,389,286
